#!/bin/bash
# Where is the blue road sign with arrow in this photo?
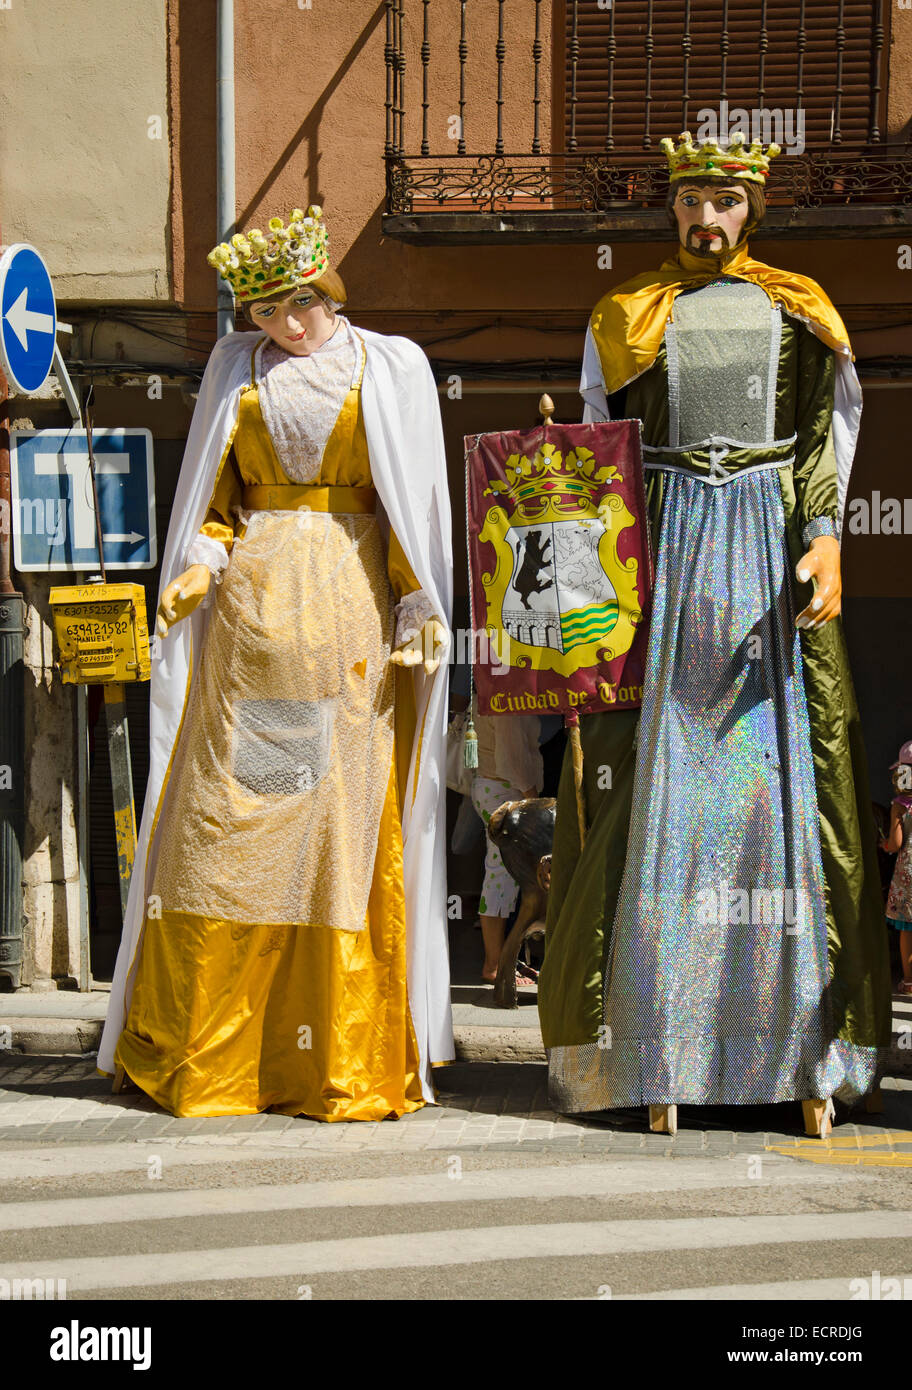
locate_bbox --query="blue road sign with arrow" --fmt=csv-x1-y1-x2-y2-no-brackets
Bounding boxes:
10,428,157,571
0,244,57,395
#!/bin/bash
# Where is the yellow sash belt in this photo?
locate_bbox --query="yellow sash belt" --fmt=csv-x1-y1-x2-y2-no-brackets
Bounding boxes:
242,484,376,515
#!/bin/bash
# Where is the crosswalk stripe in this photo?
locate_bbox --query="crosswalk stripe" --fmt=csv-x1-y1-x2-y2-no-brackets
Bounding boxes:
1,1210,907,1292
0,1142,291,1182
0,1155,870,1232
609,1274,912,1300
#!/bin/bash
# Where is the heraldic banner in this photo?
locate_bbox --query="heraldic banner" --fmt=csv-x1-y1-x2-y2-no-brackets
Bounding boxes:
465,419,653,719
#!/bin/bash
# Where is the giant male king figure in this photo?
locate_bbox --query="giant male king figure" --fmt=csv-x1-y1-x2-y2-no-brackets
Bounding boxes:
537,132,891,1138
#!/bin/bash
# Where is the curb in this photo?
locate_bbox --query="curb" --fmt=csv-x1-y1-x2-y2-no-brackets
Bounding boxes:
1,1016,909,1075
453,1025,545,1064
1,1016,550,1064
1,1017,103,1056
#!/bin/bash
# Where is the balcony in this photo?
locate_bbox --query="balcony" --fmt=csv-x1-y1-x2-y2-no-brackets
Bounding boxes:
381,0,912,243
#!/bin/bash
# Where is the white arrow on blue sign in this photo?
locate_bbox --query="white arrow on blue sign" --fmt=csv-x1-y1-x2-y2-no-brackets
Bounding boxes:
0,244,57,395
10,428,157,571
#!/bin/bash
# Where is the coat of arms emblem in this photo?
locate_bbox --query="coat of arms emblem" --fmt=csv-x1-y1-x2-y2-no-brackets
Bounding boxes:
465,420,652,717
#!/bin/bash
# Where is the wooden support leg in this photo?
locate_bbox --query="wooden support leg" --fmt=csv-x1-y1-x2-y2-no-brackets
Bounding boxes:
112,1063,136,1095
864,1087,884,1114
802,1098,835,1139
648,1104,678,1136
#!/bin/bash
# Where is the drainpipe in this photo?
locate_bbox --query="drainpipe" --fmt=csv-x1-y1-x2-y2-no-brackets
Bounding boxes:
216,0,236,339
0,222,26,988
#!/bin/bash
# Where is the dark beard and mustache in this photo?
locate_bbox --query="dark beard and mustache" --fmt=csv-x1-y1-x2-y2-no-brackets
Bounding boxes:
685,224,730,256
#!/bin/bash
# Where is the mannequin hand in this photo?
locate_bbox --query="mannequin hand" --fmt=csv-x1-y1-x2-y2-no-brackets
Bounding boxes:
795,536,841,629
390,618,449,675
155,564,212,640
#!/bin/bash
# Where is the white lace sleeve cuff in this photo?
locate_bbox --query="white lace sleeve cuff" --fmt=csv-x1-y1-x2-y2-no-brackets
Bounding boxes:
186,533,230,583
394,589,438,648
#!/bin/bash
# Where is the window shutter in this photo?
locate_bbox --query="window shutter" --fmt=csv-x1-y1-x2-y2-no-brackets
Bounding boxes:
562,1,887,153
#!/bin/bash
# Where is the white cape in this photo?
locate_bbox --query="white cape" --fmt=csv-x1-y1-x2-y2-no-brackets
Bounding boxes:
98,327,455,1099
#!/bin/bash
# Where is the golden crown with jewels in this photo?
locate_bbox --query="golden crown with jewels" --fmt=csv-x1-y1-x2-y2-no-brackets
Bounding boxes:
207,205,329,301
661,131,781,184
484,443,624,525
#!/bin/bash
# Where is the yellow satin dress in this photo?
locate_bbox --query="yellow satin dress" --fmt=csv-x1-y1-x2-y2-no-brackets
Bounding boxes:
115,339,427,1120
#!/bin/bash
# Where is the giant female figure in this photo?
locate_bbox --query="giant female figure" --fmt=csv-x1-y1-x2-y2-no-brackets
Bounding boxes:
98,207,454,1120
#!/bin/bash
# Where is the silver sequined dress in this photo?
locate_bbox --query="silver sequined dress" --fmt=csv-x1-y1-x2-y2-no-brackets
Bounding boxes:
546,279,883,1109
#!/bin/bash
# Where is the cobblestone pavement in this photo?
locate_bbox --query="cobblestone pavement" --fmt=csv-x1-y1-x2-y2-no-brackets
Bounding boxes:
1,1055,911,1159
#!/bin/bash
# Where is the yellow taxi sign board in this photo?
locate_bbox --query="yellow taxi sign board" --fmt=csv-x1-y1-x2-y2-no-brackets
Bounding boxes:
48,582,151,685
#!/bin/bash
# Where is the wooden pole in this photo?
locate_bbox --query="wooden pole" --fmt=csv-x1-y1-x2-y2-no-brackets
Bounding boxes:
537,391,586,848
566,710,586,850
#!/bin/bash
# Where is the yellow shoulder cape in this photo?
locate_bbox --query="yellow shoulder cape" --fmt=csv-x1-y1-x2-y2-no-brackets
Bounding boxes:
590,243,852,396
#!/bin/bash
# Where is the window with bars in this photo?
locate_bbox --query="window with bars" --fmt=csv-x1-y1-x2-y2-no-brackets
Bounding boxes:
381,0,910,237
560,0,888,153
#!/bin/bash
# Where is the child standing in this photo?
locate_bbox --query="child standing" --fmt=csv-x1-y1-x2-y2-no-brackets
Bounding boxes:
469,712,543,987
881,741,912,995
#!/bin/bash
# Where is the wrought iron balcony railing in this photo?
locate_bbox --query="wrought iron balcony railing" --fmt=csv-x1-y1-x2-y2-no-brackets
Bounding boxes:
382,0,912,241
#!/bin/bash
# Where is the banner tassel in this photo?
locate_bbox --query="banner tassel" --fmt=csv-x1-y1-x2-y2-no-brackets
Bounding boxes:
463,715,479,769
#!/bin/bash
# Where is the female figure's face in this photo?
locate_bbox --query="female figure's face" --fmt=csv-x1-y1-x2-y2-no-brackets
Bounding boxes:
673,181,750,256
248,286,337,355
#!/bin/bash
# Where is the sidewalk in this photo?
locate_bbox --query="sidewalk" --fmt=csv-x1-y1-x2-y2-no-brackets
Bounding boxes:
0,920,548,1063
1,936,910,1073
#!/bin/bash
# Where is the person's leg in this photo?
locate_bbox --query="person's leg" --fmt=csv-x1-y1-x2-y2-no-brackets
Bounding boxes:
480,914,507,982
470,775,526,984
900,928,912,986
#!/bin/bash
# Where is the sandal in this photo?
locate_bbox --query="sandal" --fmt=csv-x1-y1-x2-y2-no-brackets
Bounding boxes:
481,968,538,987
897,979,912,996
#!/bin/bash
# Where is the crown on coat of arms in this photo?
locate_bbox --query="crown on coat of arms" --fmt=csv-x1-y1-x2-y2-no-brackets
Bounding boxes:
485,443,623,525
207,205,330,301
661,131,781,184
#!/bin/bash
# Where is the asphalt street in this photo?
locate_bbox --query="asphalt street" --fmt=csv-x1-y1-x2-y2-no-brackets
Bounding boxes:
1,1056,910,1303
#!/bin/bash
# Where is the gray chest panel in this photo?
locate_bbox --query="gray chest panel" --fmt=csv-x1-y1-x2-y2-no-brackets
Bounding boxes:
665,280,781,448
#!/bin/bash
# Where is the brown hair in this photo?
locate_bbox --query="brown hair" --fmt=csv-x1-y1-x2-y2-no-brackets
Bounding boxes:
243,268,348,321
666,178,767,244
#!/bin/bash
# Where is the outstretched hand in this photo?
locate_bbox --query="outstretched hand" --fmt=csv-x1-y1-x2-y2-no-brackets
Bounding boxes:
795,535,841,630
155,564,212,640
389,618,449,675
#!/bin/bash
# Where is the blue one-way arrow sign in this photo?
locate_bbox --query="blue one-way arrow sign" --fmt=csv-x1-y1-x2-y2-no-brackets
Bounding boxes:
10,428,156,571
0,244,57,394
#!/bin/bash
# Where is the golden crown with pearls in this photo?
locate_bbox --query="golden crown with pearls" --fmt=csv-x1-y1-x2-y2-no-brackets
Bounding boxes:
661,131,781,185
207,205,329,301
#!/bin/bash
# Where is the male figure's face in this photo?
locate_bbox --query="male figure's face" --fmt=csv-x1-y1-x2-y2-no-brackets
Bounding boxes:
673,181,751,256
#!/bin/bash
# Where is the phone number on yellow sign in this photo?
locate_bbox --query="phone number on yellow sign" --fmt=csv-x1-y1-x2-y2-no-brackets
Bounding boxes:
64,620,130,641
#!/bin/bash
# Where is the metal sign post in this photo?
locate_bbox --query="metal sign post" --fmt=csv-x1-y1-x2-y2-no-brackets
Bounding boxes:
83,386,137,923
102,681,138,920
39,405,153,950
49,579,150,935
0,242,57,989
